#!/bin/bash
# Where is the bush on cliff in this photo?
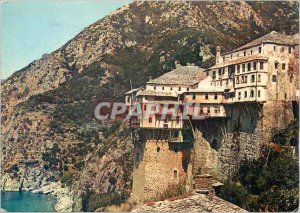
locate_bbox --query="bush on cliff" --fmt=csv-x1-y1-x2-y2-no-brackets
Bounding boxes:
218,123,299,212
83,191,128,212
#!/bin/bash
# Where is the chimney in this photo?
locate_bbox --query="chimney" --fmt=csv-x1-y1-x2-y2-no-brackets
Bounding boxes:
216,46,221,64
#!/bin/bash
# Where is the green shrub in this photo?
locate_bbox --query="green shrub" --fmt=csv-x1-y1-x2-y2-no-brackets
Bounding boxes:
218,143,299,211
84,191,128,212
9,164,19,172
153,183,186,201
61,172,73,186
75,160,84,170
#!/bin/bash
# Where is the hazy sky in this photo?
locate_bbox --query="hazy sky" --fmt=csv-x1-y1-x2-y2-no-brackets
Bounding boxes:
0,0,131,79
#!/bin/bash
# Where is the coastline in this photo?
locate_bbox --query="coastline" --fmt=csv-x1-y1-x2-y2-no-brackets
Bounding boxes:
33,182,73,212
1,174,73,212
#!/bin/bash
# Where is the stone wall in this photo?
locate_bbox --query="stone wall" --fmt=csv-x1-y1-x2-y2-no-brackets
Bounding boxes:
193,101,297,180
131,100,298,201
132,138,191,202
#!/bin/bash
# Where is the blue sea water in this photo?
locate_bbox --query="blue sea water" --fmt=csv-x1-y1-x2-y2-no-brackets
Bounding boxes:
1,191,56,212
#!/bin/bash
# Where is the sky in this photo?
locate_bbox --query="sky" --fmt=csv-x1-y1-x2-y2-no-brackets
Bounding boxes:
0,0,131,79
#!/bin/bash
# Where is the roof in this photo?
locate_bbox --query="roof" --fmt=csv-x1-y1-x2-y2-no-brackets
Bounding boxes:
125,87,142,95
224,31,299,55
185,76,224,93
147,65,206,86
136,89,178,97
210,55,268,69
132,193,246,212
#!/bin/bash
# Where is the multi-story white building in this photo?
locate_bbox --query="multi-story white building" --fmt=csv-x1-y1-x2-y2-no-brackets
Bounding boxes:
125,31,299,129
206,31,299,103
125,31,299,202
125,66,208,129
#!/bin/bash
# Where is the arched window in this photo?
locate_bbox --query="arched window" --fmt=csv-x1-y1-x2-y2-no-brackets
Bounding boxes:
173,169,178,179
212,138,218,150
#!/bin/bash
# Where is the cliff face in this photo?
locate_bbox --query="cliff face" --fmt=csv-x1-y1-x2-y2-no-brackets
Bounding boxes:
1,1,299,211
192,101,298,181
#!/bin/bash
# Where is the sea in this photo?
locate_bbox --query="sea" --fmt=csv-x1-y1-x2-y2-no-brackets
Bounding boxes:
1,191,56,212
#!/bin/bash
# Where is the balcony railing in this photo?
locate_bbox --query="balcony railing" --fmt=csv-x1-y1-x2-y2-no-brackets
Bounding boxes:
169,137,183,143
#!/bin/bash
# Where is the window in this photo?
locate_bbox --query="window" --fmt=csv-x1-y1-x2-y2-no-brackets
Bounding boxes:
238,92,241,99
207,107,210,114
214,107,220,114
273,46,276,51
162,86,164,90
236,77,239,84
154,86,156,90
251,50,253,55
231,54,232,59
245,91,247,98
223,56,225,62
149,117,152,123
241,76,244,83
187,88,189,91
258,74,261,82
135,152,140,161
245,76,248,83
170,87,173,90
242,64,245,72
229,65,235,77
144,105,147,110
205,93,209,100
214,93,218,100
192,93,196,100
237,64,240,73
218,69,222,75
281,47,285,53
250,90,254,98
275,62,278,69
260,62,264,70
173,170,178,179
200,107,203,114
251,74,255,83
253,62,257,70
259,47,262,53
157,147,160,152
178,87,181,91
244,51,246,56
247,63,251,71
258,90,261,98
282,63,286,70
289,46,292,53
272,75,277,82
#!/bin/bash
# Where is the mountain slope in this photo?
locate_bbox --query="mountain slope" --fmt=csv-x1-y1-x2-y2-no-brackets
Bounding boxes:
1,1,299,211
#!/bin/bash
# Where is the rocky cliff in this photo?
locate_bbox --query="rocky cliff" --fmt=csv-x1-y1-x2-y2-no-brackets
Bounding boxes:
1,1,299,211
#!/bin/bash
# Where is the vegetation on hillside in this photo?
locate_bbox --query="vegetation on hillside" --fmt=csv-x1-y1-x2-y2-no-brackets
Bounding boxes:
218,121,299,212
1,1,299,210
